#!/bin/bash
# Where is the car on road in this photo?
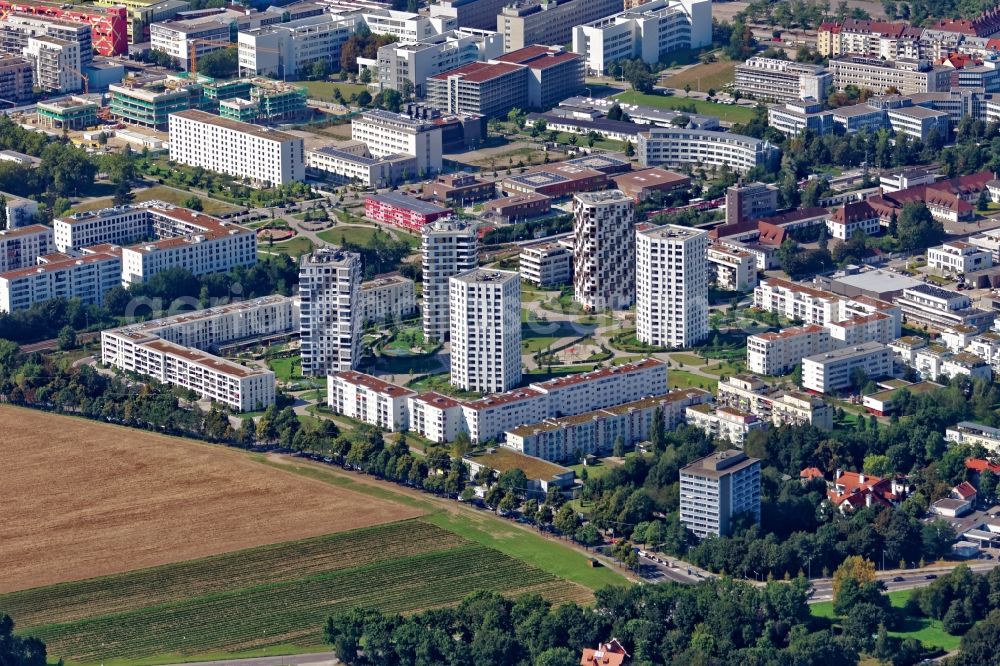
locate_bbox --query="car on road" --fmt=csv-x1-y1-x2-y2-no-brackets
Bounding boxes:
925,574,938,580
892,576,905,582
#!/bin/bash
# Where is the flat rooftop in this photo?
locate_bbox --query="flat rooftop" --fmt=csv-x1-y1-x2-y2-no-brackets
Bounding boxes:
368,192,451,215
464,447,569,480
831,269,922,293
170,109,298,142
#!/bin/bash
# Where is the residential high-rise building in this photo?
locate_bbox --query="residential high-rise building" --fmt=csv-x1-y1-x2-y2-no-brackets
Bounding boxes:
168,110,305,187
422,218,477,342
299,248,362,377
636,225,709,348
680,449,761,538
572,190,635,311
449,268,521,393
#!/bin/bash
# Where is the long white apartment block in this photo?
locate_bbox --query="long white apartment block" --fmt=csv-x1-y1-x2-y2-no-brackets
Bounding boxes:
0,224,53,272
636,224,709,348
506,388,710,462
168,110,305,186
351,109,443,174
573,190,635,311
328,370,416,432
299,248,362,377
449,268,521,393
946,421,1000,453
753,277,902,332
801,341,893,394
360,272,417,324
0,251,121,312
572,0,712,75
336,357,669,445
422,217,477,342
375,29,502,96
100,296,294,411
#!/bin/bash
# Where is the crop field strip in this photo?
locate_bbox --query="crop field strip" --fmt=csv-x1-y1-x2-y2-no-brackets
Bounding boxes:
3,521,592,664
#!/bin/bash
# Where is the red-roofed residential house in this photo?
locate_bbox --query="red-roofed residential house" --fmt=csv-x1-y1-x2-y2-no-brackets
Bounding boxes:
581,639,630,666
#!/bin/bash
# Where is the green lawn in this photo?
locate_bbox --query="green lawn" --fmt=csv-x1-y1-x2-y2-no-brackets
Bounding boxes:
406,372,482,399
71,185,240,216
662,59,737,93
671,353,705,366
668,370,715,391
260,236,315,258
614,91,756,124
291,80,367,102
811,590,963,652
316,225,419,249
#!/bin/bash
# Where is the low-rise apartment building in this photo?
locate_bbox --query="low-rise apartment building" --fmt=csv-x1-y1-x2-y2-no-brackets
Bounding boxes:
505,389,709,462
636,126,779,174
0,251,121,312
913,345,993,382
359,272,416,324
707,245,756,291
685,403,766,447
328,370,416,432
0,224,52,272
519,241,572,287
946,421,1000,453
801,341,893,394
895,283,995,332
716,375,835,430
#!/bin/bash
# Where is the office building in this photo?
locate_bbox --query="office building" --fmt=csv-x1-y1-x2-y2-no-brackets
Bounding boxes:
328,370,416,432
449,268,521,393
636,126,778,173
498,0,623,52
307,143,415,189
927,241,992,275
299,249,362,377
520,241,571,287
168,110,304,186
828,56,950,95
636,225,709,348
150,17,234,72
357,8,456,42
573,190,635,312
887,105,950,141
495,44,584,110
423,172,495,204
108,79,204,129
430,0,510,30
501,162,608,198
0,251,121,312
425,60,528,117
36,96,98,130
572,0,710,75
611,168,690,202
100,296,293,412
733,56,831,103
686,403,766,447
801,341,893,394
724,181,778,225
352,108,443,174
481,192,551,222
896,283,995,332
359,272,417,324
680,449,761,538
375,29,502,97
422,217,477,342
768,98,834,136
238,13,358,79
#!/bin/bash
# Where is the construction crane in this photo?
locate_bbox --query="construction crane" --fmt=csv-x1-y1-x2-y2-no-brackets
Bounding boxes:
188,39,285,80
65,63,88,95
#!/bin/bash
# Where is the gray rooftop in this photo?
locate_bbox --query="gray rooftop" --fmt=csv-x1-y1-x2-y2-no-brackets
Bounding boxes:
369,192,451,215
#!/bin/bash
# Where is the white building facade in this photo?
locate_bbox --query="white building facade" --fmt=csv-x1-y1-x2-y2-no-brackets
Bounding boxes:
636,225,709,348
299,249,362,377
449,268,521,393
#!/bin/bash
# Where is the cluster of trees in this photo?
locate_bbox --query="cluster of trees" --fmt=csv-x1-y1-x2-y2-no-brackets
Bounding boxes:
739,0,831,29
336,232,413,279
325,577,860,666
196,49,238,79
569,378,997,581
339,27,397,73
607,59,656,94
0,615,47,666
883,0,997,23
907,564,1000,636
482,215,573,246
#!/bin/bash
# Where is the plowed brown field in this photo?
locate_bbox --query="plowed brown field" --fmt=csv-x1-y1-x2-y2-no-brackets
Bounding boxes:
0,406,422,593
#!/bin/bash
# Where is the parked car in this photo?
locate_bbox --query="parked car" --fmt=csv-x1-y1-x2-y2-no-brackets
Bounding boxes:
892,576,905,582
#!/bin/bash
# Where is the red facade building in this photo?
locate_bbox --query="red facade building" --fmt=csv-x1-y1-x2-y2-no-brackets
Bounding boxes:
365,192,452,232
0,1,128,56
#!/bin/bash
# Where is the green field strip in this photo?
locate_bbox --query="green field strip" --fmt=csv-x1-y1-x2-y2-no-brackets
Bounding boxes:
28,544,558,664
0,520,459,628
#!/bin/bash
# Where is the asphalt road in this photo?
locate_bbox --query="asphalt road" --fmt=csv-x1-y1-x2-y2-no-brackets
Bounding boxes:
808,560,1000,603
